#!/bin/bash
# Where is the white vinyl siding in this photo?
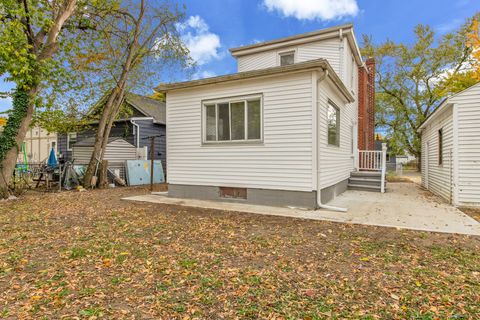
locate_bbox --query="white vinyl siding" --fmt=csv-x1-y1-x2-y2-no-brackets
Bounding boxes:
421,107,454,202
237,38,341,76
166,72,314,192
450,83,480,206
72,139,137,165
317,79,357,189
72,139,137,180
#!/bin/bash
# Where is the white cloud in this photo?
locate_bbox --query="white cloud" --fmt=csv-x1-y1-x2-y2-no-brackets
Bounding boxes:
192,70,217,80
435,19,463,34
263,0,359,21
178,16,222,65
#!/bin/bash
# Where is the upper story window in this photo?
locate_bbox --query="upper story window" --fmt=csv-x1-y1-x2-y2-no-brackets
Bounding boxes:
203,95,262,143
279,51,295,66
67,132,77,151
327,102,340,146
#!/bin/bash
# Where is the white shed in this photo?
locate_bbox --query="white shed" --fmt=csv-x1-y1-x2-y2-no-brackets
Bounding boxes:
419,82,480,207
72,137,137,179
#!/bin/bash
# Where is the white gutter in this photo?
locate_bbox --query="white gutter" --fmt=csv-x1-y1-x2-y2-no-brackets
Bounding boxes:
315,68,348,212
130,117,154,147
130,119,140,147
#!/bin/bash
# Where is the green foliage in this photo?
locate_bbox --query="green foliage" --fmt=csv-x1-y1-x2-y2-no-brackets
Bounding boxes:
362,14,478,159
0,89,29,163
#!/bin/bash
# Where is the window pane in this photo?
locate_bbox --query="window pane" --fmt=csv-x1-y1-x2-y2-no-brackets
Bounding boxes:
327,104,339,146
68,133,77,150
217,103,230,141
205,104,216,141
247,100,261,140
231,101,245,140
280,53,294,66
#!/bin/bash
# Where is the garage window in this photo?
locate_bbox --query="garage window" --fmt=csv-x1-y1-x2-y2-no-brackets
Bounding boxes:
438,128,443,165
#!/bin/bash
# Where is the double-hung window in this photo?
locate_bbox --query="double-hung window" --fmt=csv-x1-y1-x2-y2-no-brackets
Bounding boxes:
327,102,340,146
67,132,77,151
203,95,262,143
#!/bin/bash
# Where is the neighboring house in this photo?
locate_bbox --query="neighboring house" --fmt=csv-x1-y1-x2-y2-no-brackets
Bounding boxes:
18,126,57,164
374,140,416,171
73,137,138,179
58,93,167,170
156,24,376,208
418,82,480,207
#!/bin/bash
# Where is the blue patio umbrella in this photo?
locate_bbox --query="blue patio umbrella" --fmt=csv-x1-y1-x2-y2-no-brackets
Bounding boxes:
47,147,58,167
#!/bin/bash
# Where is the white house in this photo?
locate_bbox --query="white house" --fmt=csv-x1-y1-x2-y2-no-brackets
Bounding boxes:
156,24,380,208
18,126,57,164
418,82,480,207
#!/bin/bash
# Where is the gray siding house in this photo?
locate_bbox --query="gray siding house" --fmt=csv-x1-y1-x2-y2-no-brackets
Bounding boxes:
58,93,167,170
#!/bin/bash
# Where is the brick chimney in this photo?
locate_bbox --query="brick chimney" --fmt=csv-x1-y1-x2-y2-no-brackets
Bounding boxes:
358,58,376,150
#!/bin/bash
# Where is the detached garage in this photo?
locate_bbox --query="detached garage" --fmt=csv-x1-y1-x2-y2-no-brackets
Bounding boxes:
72,137,138,179
419,82,480,207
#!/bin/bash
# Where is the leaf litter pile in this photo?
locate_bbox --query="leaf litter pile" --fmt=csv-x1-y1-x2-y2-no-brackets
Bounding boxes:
0,187,479,319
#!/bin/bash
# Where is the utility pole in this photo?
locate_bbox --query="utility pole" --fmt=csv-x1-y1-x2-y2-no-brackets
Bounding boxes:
141,134,164,192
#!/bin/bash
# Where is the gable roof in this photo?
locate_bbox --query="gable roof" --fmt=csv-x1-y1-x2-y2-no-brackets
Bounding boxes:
418,81,480,132
229,24,363,66
155,59,354,103
125,93,166,124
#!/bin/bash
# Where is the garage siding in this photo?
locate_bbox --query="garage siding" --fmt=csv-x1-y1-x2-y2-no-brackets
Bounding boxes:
450,84,480,206
421,107,454,202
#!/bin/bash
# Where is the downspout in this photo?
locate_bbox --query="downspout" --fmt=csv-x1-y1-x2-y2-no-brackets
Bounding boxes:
339,28,345,81
130,119,140,147
315,68,348,212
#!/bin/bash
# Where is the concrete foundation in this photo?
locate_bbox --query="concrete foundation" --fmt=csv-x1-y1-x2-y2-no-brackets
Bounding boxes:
320,178,349,204
168,184,318,208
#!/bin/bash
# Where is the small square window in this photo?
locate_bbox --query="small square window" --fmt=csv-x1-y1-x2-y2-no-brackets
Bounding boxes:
279,52,295,66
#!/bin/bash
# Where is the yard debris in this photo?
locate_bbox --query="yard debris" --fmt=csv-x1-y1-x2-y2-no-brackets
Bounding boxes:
0,186,478,318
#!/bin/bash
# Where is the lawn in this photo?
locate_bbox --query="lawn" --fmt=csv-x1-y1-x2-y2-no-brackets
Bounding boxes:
0,187,479,319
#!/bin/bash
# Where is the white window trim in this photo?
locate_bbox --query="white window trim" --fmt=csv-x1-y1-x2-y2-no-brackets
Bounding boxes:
327,101,340,147
277,49,297,66
67,132,77,151
201,94,264,145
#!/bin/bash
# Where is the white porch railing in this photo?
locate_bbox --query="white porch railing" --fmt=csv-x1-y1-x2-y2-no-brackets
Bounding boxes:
358,143,387,193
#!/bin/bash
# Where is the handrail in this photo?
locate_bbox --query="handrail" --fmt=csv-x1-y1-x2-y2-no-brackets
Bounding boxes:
381,143,387,193
358,143,387,193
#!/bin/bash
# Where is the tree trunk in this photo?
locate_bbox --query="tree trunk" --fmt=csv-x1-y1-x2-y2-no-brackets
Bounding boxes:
98,160,109,189
83,87,122,187
0,88,37,197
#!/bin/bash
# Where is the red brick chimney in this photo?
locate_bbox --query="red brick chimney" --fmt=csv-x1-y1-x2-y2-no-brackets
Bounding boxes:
358,58,375,150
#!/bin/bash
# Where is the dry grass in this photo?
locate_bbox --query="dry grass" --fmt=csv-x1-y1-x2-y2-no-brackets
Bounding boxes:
0,187,479,319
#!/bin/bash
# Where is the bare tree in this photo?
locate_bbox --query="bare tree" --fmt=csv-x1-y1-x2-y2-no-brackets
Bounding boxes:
81,0,190,187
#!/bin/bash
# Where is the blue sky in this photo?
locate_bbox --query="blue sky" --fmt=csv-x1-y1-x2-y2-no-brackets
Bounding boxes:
0,0,479,113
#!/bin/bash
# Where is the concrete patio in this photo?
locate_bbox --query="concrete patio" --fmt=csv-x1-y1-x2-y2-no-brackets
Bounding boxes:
123,183,480,236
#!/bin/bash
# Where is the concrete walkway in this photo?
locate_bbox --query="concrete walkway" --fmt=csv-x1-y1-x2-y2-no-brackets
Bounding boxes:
123,183,480,236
